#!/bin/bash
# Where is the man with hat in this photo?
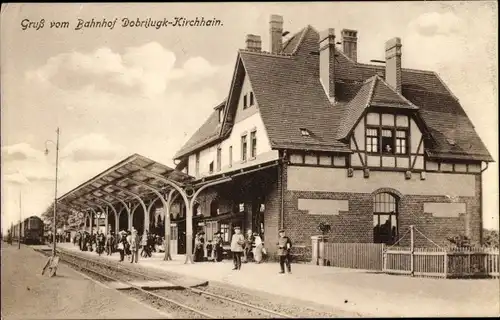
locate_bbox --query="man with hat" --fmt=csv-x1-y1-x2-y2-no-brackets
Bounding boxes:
230,226,245,270
277,229,292,274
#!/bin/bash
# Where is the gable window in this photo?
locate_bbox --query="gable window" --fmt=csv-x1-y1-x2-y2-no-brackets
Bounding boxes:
195,152,200,176
381,129,394,154
229,146,233,167
250,130,257,159
209,161,214,174
243,94,248,109
365,116,408,156
241,134,248,162
250,92,254,106
366,128,379,153
216,147,221,171
395,130,407,154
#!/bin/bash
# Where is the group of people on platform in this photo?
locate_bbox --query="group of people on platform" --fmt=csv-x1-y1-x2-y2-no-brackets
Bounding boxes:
193,227,270,267
74,228,165,263
73,225,293,274
230,227,293,274
46,233,71,244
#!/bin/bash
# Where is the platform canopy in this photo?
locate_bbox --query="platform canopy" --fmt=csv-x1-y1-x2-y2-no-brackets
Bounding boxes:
57,153,193,213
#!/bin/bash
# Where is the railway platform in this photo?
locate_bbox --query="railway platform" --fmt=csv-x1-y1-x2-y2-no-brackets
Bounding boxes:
0,243,171,319
56,243,499,317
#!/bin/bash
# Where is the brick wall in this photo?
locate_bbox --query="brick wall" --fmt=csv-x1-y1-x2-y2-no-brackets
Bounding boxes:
186,164,482,261
282,165,482,258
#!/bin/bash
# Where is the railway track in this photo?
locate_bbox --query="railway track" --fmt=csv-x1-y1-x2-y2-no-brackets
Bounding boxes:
36,248,294,318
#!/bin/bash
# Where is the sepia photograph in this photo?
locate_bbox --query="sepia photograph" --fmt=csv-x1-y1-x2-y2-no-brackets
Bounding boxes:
1,1,498,319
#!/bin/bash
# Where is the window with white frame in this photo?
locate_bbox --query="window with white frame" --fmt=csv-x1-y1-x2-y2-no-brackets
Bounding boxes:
216,147,221,171
250,130,257,158
365,122,408,155
241,135,247,161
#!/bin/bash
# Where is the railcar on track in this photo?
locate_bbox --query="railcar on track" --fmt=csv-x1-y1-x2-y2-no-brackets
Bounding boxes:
9,216,45,245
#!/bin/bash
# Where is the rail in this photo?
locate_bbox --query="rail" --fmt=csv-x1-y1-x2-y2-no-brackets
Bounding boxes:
49,248,294,318
36,249,213,318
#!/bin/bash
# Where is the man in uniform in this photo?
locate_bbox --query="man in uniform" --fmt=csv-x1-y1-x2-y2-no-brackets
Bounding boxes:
230,226,245,270
276,229,292,274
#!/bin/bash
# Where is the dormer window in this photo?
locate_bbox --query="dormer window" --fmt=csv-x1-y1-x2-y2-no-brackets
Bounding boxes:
300,128,310,137
218,108,224,123
446,138,456,146
250,92,254,106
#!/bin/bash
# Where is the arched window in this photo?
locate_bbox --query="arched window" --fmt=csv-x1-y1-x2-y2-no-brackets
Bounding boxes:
373,192,399,244
210,199,219,217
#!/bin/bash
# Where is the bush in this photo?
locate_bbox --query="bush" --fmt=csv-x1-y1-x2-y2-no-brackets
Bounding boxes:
446,234,472,248
483,229,499,249
318,222,331,236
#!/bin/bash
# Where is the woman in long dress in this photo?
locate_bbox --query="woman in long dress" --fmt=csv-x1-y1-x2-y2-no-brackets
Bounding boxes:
214,231,224,262
253,233,264,263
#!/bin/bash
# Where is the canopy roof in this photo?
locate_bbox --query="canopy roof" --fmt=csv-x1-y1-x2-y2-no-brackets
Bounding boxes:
57,153,193,212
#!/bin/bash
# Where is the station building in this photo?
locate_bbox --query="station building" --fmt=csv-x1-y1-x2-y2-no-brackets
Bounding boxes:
170,15,493,257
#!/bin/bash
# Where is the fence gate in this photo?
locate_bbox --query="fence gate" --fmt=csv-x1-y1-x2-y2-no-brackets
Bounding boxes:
383,225,500,279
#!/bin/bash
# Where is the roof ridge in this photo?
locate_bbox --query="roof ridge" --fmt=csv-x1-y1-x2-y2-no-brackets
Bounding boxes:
374,75,419,109
355,61,437,75
290,25,310,55
239,49,293,58
403,86,459,97
281,27,303,52
363,74,378,84
366,75,378,107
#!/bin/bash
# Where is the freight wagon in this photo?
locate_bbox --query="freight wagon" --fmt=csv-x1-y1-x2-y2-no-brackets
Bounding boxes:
9,216,45,245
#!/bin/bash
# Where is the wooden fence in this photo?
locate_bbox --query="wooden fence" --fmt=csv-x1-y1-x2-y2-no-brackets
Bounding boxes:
322,242,385,270
383,246,499,278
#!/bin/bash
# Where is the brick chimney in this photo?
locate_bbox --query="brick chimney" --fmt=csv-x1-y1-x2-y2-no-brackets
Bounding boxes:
245,34,262,51
341,29,358,62
385,37,402,93
269,14,283,53
319,28,336,102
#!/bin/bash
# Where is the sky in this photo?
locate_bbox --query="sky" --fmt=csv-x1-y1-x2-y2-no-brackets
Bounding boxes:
1,2,498,234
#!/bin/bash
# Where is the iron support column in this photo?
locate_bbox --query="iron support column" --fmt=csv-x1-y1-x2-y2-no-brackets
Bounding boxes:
125,177,175,260
111,186,148,234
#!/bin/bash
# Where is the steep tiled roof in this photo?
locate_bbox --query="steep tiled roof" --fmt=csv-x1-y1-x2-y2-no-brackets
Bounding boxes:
336,75,419,140
239,26,350,153
336,77,376,140
333,50,492,161
281,27,307,54
174,25,493,162
173,101,224,159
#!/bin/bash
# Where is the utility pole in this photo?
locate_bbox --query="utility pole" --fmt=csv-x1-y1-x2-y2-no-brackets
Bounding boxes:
42,127,61,278
53,127,60,256
45,127,60,257
18,190,22,249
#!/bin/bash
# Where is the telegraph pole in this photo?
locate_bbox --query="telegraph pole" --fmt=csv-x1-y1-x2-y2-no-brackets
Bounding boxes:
42,127,61,277
18,190,22,249
53,127,60,256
